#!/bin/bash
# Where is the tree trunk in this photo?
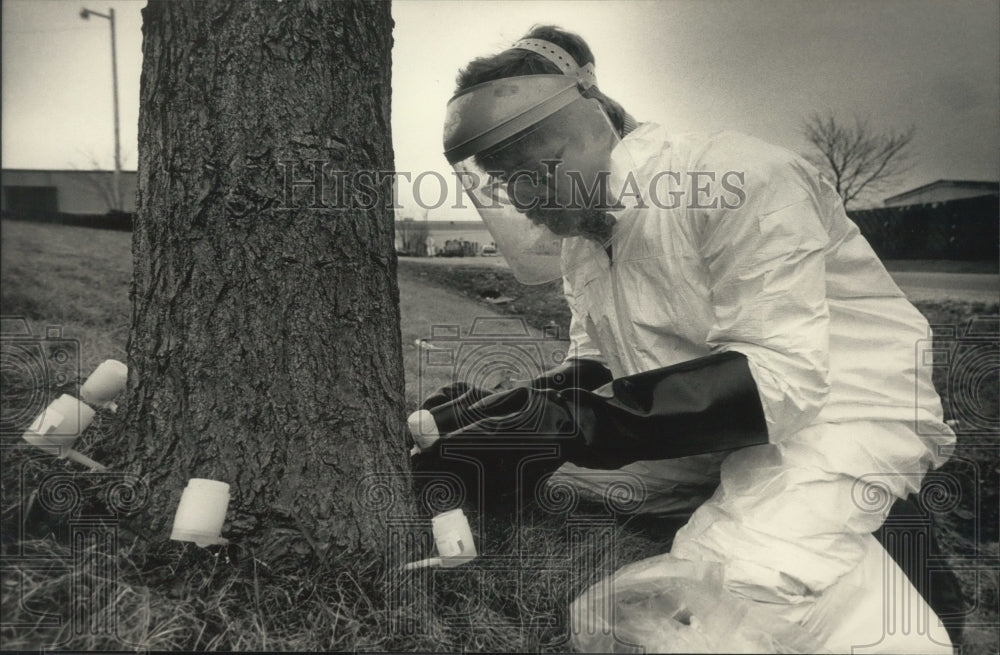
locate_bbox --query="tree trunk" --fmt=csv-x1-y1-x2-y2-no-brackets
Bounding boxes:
122,0,411,555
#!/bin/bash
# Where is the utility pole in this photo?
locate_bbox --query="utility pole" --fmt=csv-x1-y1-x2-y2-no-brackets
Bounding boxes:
80,6,122,212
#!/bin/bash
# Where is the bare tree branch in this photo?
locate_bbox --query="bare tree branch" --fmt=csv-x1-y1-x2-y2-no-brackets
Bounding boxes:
69,148,134,211
801,112,915,206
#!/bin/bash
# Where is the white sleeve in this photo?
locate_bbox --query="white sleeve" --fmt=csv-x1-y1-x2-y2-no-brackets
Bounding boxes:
562,276,606,365
698,157,831,442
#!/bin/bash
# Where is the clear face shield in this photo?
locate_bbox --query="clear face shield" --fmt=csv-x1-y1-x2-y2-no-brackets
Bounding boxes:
444,76,642,284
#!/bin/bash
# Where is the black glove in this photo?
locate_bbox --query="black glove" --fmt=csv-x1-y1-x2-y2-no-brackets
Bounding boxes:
408,353,766,514
409,381,574,515
415,359,611,437
528,358,613,393
569,351,769,469
418,351,768,471
416,381,493,437
419,381,486,411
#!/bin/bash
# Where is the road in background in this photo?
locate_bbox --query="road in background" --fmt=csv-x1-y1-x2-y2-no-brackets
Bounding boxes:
397,271,565,408
399,257,999,304
889,272,999,304
398,255,509,268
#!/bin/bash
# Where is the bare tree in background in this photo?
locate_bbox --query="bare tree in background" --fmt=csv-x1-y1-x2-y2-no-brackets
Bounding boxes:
71,149,135,212
801,112,916,206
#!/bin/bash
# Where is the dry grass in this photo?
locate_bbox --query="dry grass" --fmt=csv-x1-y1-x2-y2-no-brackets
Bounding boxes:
1,444,668,651
0,220,667,651
2,220,997,652
0,220,130,374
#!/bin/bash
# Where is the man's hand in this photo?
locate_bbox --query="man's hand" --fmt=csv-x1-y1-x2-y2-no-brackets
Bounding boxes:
527,358,613,393
409,384,579,515
409,359,611,450
407,351,771,515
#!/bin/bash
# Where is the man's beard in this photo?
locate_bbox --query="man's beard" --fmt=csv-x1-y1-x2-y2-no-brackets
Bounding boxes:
525,207,616,243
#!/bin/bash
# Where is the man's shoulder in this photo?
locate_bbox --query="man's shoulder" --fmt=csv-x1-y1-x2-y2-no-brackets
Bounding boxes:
630,123,801,172
627,123,823,213
678,129,803,173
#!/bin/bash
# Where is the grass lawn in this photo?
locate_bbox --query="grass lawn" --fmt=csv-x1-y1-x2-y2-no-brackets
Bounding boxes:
2,220,998,652
882,259,999,274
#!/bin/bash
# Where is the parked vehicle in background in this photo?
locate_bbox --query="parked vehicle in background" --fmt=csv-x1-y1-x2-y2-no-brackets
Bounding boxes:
438,239,480,257
481,243,498,256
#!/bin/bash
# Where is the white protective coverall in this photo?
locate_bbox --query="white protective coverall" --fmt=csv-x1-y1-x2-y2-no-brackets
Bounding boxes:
552,123,957,652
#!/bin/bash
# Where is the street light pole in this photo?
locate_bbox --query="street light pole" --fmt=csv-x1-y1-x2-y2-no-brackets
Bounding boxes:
80,6,122,212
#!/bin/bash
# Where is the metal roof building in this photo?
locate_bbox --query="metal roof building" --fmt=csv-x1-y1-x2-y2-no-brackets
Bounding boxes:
883,179,999,207
1,168,138,215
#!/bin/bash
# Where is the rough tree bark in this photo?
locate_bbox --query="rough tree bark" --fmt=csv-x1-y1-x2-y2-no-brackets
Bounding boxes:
122,0,411,554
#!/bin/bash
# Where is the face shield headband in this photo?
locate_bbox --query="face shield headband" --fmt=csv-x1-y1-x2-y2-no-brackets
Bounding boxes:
443,75,643,285
510,38,598,89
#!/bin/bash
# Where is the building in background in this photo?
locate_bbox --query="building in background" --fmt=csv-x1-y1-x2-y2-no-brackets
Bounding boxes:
395,220,494,256
883,179,998,207
1,168,138,215
849,182,998,261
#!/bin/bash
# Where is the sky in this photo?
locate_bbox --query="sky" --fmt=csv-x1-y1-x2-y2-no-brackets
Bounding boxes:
3,0,998,214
